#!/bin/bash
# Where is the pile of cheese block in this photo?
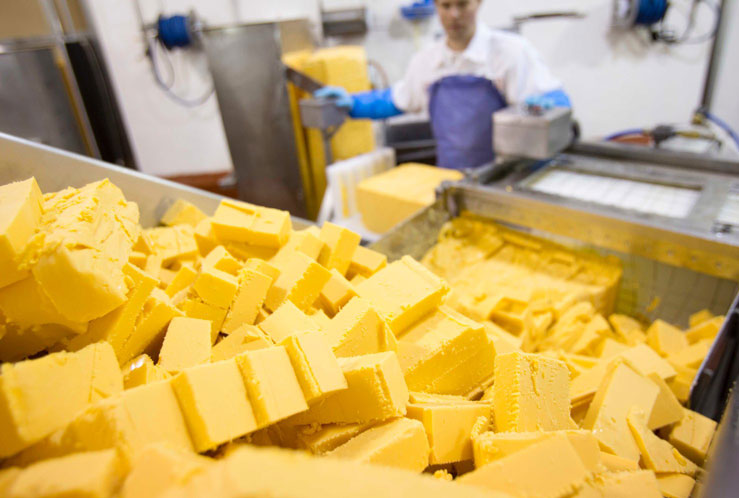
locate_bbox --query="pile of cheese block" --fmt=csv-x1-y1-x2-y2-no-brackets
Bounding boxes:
0,178,723,498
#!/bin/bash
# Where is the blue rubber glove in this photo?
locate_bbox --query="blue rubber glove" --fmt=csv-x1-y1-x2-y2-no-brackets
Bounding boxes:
314,86,354,111
351,88,403,119
525,89,572,110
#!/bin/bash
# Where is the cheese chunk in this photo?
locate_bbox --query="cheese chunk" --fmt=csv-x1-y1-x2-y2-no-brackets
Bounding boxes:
244,258,280,281
324,297,397,358
265,252,332,312
211,325,273,362
356,256,448,334
235,346,308,426
180,297,227,342
169,444,498,498
160,199,207,227
158,317,212,373
193,219,218,257
296,422,375,454
609,314,646,344
399,306,495,396
685,315,723,343
657,473,696,498
646,319,688,357
0,342,122,458
146,225,198,265
289,351,408,425
164,265,197,298
5,449,125,498
259,300,323,343
582,361,658,461
122,354,170,389
667,408,717,465
193,266,239,309
120,443,212,498
327,417,430,472
317,269,357,316
118,288,183,364
211,198,291,248
689,309,713,328
222,268,273,334
493,351,570,432
667,339,712,370
459,433,590,497
619,344,676,380
317,222,361,275
279,332,347,404
599,451,640,471
575,471,661,498
647,372,684,430
202,245,241,275
627,408,697,476
347,245,387,279
0,178,43,289
172,360,258,452
407,401,491,464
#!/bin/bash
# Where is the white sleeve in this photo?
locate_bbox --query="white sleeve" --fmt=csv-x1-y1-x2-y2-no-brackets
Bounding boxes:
502,39,563,105
391,53,427,114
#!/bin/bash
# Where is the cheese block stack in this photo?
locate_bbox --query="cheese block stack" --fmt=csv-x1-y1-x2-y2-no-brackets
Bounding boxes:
0,177,724,498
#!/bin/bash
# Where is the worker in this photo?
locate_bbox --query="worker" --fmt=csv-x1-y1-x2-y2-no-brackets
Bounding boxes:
315,0,570,170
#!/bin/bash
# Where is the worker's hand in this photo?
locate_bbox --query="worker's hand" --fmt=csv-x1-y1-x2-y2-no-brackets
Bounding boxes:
314,86,354,111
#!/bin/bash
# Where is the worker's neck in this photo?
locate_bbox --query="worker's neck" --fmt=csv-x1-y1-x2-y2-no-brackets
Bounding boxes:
446,26,476,52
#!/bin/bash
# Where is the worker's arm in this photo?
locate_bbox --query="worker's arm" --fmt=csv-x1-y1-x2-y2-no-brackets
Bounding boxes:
313,87,404,119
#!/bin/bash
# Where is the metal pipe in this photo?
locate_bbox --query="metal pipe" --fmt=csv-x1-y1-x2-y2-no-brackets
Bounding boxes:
700,0,729,111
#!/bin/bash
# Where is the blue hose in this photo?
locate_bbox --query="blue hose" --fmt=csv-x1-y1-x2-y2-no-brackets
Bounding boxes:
604,128,647,141
703,112,739,151
635,0,669,25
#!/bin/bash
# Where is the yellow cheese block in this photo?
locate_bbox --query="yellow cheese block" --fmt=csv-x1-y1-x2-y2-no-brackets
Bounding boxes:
685,315,723,343
483,321,522,355
172,359,258,452
120,443,212,498
357,165,463,233
164,265,197,298
459,433,590,497
0,177,43,289
211,198,291,248
122,354,170,389
0,342,122,458
279,332,347,404
160,199,207,228
356,256,449,334
626,408,697,476
145,225,198,266
180,297,227,343
582,361,658,461
296,421,375,454
289,351,408,425
493,351,570,432
265,251,332,312
244,257,280,282
211,325,273,362
608,314,645,344
317,222,361,276
271,229,325,268
119,288,183,364
646,372,684,430
407,401,491,464
667,408,717,465
667,338,712,370
193,218,218,257
399,306,495,396
259,300,323,343
656,473,696,498
689,309,714,328
221,268,273,335
169,444,501,498
201,245,241,275
4,449,125,498
575,470,662,498
143,253,163,279
326,417,430,472
598,451,640,472
317,268,357,316
347,245,387,279
0,468,20,495
235,346,308,426
596,338,629,359
646,319,688,357
324,297,397,358
158,317,212,373
193,266,239,309
619,343,677,380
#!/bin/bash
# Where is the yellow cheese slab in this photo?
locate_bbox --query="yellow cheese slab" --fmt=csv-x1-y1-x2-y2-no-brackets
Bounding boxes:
158,317,212,373
316,222,360,275
221,268,272,334
407,401,491,464
193,218,218,257
211,199,291,248
146,225,198,265
202,245,241,275
619,343,677,380
244,257,280,281
122,354,170,389
317,268,357,316
120,443,212,498
646,319,688,357
265,251,332,312
0,178,43,289
259,300,323,343
168,443,501,498
582,361,658,460
0,342,122,458
627,407,697,476
575,470,662,498
667,408,717,465
180,297,227,343
160,199,208,227
235,346,308,426
324,297,397,358
143,253,163,279
289,351,408,425
598,451,639,472
608,314,645,343
4,449,125,498
0,468,20,496
459,433,590,497
685,315,723,343
193,266,239,309
327,417,430,472
119,288,183,364
356,256,448,334
647,372,684,430
211,325,273,362
657,473,696,498
172,359,258,452
667,338,712,370
348,245,387,279
295,421,375,454
279,332,347,404
493,351,570,432
399,306,495,396
164,265,198,298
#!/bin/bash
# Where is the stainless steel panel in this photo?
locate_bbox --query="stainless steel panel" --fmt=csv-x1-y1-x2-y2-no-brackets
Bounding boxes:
0,132,312,229
202,22,312,218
